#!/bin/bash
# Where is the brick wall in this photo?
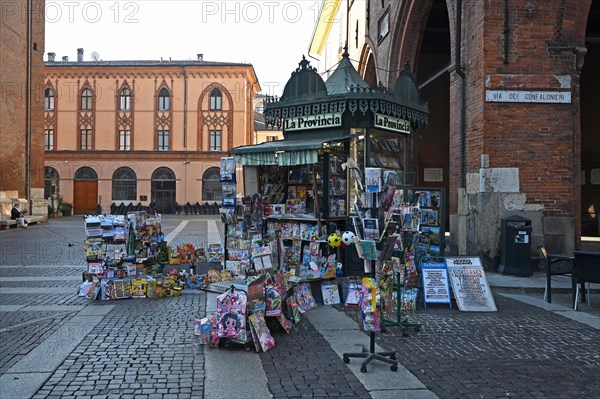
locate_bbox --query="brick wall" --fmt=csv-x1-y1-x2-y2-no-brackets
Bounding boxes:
365,0,595,257
0,0,46,198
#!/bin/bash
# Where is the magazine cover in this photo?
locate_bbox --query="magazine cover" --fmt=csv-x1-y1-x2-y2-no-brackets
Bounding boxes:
363,218,380,240
365,167,382,193
220,156,236,181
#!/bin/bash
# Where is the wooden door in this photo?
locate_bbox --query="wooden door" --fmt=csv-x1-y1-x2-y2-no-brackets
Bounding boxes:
73,180,98,214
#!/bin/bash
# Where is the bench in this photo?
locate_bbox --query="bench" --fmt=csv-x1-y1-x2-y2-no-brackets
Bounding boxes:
0,215,45,229
573,250,600,310
0,219,17,229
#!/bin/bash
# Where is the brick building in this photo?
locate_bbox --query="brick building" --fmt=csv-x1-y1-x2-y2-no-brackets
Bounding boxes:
44,53,259,214
312,0,598,265
0,0,47,217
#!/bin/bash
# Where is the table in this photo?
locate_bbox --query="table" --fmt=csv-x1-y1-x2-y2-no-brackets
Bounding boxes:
545,253,575,304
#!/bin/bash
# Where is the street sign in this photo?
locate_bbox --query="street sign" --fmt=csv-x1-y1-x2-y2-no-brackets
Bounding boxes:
485,90,571,103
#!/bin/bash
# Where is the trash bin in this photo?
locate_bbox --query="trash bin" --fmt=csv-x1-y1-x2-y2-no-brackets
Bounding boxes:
499,215,532,276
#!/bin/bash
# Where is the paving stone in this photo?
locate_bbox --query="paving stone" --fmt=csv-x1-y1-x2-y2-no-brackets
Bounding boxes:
4,216,599,399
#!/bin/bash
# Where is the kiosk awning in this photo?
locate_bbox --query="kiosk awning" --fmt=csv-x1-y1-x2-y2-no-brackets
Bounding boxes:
230,134,351,166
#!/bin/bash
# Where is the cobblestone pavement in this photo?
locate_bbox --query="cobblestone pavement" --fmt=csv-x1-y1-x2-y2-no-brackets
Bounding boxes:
32,293,206,399
341,290,600,399
259,318,371,398
1,219,89,378
1,217,209,399
2,217,599,399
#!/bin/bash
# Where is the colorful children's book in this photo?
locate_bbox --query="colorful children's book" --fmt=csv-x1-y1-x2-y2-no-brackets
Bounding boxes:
79,282,93,297
277,315,293,333
265,287,283,317
196,317,211,345
286,296,301,323
248,313,275,352
87,281,100,300
131,278,147,298
321,283,341,305
361,277,380,332
87,262,103,274
294,283,317,313
248,317,262,352
345,281,361,306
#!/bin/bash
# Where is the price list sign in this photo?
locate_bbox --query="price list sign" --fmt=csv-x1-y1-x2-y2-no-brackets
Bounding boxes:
421,261,452,309
446,257,497,312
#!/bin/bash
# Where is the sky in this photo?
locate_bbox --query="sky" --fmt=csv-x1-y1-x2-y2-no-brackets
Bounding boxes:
44,0,326,96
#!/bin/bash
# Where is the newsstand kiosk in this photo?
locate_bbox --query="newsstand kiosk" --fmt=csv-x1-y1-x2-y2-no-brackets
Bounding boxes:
227,52,429,371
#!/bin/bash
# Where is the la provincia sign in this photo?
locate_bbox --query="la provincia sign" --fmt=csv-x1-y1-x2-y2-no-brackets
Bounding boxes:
485,90,571,104
374,113,411,134
284,112,342,131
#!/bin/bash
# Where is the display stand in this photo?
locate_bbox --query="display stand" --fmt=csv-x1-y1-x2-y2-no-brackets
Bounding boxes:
342,262,399,372
343,194,398,373
381,271,422,337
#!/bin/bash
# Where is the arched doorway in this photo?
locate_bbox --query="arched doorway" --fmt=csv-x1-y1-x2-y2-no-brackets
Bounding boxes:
581,0,600,237
44,166,60,198
151,167,176,214
202,167,222,201
414,0,451,224
73,166,98,214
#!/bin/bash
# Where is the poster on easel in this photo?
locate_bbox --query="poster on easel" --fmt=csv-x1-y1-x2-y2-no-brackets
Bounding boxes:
421,260,452,309
446,257,497,312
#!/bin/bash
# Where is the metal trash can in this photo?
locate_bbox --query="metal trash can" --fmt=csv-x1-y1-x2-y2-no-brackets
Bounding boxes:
499,215,532,276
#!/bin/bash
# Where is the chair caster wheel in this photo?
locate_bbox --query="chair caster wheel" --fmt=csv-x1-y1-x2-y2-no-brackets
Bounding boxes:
391,364,398,372
360,365,367,373
343,356,349,364
402,330,409,337
415,326,421,332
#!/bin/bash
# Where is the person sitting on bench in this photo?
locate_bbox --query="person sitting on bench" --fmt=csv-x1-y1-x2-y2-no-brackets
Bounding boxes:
11,203,28,228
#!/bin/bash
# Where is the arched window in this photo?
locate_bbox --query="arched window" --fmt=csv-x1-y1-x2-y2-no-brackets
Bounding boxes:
119,87,131,110
45,88,55,110
202,167,222,201
44,167,60,198
209,88,222,110
158,87,170,111
152,167,175,181
81,88,93,110
74,166,98,180
112,167,137,201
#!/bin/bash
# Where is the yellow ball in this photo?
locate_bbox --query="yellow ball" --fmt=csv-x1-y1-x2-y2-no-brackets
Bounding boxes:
328,232,342,247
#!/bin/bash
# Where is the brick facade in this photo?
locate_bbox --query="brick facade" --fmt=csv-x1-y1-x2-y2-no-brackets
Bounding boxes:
362,0,597,266
0,0,46,205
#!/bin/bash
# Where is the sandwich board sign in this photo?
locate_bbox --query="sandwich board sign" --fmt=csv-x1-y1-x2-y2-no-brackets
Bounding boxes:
421,260,452,309
446,257,497,312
